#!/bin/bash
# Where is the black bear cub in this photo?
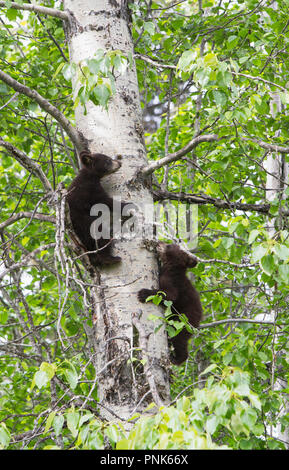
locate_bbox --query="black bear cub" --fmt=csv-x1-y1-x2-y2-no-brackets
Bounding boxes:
138,242,203,365
67,150,124,267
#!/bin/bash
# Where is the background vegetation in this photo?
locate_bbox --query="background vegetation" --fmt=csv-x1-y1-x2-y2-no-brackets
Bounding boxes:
0,0,289,449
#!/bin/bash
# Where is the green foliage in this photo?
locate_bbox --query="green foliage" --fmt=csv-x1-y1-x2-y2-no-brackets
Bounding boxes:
0,0,289,451
146,292,194,337
13,366,265,450
61,49,132,112
111,367,263,450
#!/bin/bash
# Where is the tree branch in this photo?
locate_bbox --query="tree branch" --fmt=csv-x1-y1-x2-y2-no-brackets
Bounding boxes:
194,254,256,268
241,137,289,154
0,212,55,231
0,70,82,151
164,243,256,268
231,71,287,92
0,243,56,281
200,318,275,328
135,55,287,94
140,134,220,176
139,125,289,178
0,137,52,192
153,188,273,215
134,53,176,70
0,1,69,20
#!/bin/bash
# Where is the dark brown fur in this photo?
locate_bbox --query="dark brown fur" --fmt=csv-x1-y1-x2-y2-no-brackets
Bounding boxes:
138,242,203,365
67,150,125,267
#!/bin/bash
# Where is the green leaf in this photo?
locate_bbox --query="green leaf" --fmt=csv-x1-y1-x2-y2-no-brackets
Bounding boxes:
248,230,259,244
204,52,218,68
223,352,233,365
221,71,232,86
44,411,56,435
105,424,120,443
62,63,76,81
248,392,262,411
62,362,78,390
259,254,275,276
0,310,8,324
231,411,249,436
65,369,78,390
40,362,56,380
222,237,234,249
22,236,30,246
213,340,225,350
53,415,65,437
234,382,250,396
116,439,131,450
143,21,155,35
66,411,79,438
199,363,218,376
251,245,267,262
6,8,18,21
206,415,219,435
274,244,289,261
33,370,49,389
145,402,157,412
240,438,254,449
241,407,257,429
163,299,172,309
43,445,61,450
92,84,112,108
52,62,65,80
177,50,195,72
87,58,102,74
79,413,93,427
278,264,289,284
213,90,227,107
0,423,11,448
239,55,250,64
227,35,239,49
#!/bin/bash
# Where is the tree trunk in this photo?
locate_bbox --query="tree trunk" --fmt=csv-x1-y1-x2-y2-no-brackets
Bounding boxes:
63,0,170,420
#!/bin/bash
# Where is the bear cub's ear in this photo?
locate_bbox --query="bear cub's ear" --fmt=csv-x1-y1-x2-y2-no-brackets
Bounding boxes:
80,150,92,167
187,256,198,268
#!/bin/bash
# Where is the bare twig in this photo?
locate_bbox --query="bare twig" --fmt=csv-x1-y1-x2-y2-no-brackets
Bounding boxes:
231,71,287,92
0,1,69,20
0,92,19,110
134,53,177,70
141,134,221,176
241,137,289,154
153,188,275,215
0,243,55,281
0,138,52,192
54,185,71,349
199,318,276,329
0,212,55,231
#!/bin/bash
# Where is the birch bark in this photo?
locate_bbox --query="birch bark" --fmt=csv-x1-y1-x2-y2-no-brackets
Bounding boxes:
63,0,170,420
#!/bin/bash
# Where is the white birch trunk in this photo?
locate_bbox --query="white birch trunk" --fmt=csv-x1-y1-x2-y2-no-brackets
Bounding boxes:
63,0,170,420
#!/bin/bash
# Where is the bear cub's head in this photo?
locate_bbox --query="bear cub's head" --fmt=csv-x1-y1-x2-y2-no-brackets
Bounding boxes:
156,242,198,269
80,150,122,178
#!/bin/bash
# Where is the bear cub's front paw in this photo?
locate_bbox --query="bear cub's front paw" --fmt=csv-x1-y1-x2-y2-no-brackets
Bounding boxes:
137,289,152,303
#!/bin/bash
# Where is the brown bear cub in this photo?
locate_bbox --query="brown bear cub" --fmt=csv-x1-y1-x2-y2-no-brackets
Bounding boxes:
67,150,125,267
138,242,203,365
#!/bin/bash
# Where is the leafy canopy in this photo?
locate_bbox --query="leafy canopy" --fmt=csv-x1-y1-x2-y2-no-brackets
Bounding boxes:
0,0,289,450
